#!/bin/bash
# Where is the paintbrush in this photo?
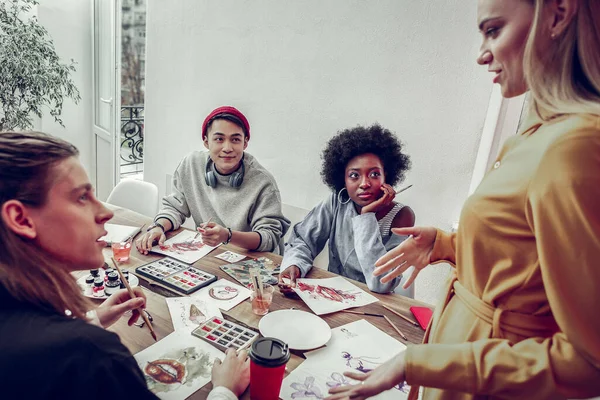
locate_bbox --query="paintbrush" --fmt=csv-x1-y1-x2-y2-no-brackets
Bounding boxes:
382,304,419,327
250,268,263,300
110,257,157,341
383,315,408,341
395,184,413,195
195,217,213,239
341,310,385,317
123,223,145,243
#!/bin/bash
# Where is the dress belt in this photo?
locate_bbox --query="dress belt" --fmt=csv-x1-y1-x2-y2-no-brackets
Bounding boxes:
452,280,559,339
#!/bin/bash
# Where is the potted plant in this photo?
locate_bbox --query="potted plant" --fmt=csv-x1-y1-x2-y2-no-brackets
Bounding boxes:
0,0,80,131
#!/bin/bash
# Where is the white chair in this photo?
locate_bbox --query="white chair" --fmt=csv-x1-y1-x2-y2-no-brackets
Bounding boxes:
106,179,159,218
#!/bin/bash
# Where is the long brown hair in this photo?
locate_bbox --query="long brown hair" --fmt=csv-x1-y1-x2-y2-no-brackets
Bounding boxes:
524,0,600,119
0,131,91,319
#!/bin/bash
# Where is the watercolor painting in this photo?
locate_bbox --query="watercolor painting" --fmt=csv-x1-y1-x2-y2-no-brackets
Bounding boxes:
192,279,251,311
292,277,378,315
220,257,281,288
135,332,224,400
165,297,223,332
214,250,247,263
151,230,219,264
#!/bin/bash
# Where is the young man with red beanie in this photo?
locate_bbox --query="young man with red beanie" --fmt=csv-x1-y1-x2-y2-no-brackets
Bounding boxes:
137,106,290,254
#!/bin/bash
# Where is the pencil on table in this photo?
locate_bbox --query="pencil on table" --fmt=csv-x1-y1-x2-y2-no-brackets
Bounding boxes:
382,304,419,327
383,315,408,341
110,257,157,341
395,184,413,195
341,310,384,317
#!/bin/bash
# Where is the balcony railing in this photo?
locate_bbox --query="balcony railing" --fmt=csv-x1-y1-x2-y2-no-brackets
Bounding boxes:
120,105,144,178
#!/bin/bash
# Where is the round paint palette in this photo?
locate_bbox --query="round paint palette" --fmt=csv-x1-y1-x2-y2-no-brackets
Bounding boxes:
76,269,139,300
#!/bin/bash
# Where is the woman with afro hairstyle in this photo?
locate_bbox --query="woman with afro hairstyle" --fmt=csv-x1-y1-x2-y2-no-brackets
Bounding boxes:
278,124,415,294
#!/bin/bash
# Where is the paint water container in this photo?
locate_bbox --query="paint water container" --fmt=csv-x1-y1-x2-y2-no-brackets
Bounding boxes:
249,337,290,400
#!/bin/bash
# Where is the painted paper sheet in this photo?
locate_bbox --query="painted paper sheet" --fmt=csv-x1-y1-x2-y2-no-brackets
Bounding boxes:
220,256,281,288
165,296,223,333
214,250,247,263
281,320,410,400
134,332,224,400
292,277,378,315
191,279,251,311
151,230,219,264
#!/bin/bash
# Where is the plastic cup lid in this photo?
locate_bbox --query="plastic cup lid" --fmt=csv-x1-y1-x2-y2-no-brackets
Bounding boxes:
249,337,290,367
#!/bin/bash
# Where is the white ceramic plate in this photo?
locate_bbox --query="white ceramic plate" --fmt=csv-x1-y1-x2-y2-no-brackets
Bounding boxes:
258,309,331,350
77,270,139,300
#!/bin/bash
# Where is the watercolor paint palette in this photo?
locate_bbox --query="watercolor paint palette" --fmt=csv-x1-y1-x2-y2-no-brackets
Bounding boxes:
135,257,217,295
191,316,259,352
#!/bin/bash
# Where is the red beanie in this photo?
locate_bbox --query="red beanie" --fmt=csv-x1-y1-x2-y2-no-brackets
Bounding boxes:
201,106,250,141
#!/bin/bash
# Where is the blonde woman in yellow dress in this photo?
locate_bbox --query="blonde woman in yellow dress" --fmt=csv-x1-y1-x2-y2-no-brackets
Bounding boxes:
327,0,600,399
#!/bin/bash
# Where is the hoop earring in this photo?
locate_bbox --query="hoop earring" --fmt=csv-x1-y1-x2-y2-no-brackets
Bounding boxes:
337,188,351,205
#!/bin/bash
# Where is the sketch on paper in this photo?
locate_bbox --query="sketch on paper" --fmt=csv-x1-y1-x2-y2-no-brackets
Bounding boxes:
192,280,251,311
135,332,224,400
341,352,408,393
165,297,223,332
209,285,239,300
340,328,358,339
292,277,378,315
220,257,281,287
151,230,219,264
326,372,350,388
214,250,246,263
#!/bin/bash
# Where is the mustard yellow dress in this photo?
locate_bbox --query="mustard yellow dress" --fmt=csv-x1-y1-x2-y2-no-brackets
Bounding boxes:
405,113,600,400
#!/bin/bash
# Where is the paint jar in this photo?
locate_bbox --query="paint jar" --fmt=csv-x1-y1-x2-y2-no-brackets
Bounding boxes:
93,277,105,298
249,337,290,400
112,241,132,262
104,272,120,296
104,268,115,282
250,284,274,316
90,268,100,278
119,270,130,289
84,275,95,296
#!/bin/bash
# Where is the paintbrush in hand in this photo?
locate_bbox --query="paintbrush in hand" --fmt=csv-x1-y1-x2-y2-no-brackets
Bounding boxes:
195,217,213,239
110,257,157,341
395,184,413,195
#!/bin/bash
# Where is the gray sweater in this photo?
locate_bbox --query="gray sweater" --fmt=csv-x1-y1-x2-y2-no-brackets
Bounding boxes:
156,151,290,253
281,193,408,293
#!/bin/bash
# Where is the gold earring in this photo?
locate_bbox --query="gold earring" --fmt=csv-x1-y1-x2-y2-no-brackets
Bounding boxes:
551,32,556,40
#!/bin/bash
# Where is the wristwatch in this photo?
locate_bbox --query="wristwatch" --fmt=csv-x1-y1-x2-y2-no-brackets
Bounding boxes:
147,221,166,233
222,227,232,244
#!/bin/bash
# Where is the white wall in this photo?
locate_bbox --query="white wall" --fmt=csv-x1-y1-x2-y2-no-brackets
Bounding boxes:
37,1,93,175
143,0,493,305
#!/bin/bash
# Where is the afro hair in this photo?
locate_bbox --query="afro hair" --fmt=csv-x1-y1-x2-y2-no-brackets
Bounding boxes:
321,124,411,192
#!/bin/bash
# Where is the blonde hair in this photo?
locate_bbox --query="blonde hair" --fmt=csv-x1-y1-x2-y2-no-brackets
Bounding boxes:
524,0,600,119
0,131,91,319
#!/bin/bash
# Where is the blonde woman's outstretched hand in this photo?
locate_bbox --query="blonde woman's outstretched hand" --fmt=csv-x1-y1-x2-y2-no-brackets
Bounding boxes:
373,226,437,289
326,351,407,400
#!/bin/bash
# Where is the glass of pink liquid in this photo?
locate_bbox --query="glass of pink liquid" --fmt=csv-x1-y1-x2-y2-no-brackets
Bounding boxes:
250,284,274,315
111,241,132,262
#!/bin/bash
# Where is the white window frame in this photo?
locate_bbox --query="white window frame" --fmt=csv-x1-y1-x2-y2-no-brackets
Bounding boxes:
469,86,527,195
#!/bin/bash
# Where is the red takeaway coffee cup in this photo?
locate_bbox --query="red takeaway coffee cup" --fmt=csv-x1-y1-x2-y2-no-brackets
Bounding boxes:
249,337,290,400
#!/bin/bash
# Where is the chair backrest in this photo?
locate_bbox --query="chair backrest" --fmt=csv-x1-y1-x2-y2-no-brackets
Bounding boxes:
282,203,329,270
106,179,159,218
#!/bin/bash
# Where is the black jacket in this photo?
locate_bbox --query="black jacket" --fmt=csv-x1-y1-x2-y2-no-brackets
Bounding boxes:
0,284,158,399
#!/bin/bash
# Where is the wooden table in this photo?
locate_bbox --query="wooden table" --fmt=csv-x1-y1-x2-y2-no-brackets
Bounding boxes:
85,205,428,399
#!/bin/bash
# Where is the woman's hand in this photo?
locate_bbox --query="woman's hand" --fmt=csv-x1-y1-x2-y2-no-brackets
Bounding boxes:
278,265,301,295
136,227,166,255
373,226,437,288
199,222,228,247
361,184,395,215
212,348,250,397
96,287,146,328
326,351,407,400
